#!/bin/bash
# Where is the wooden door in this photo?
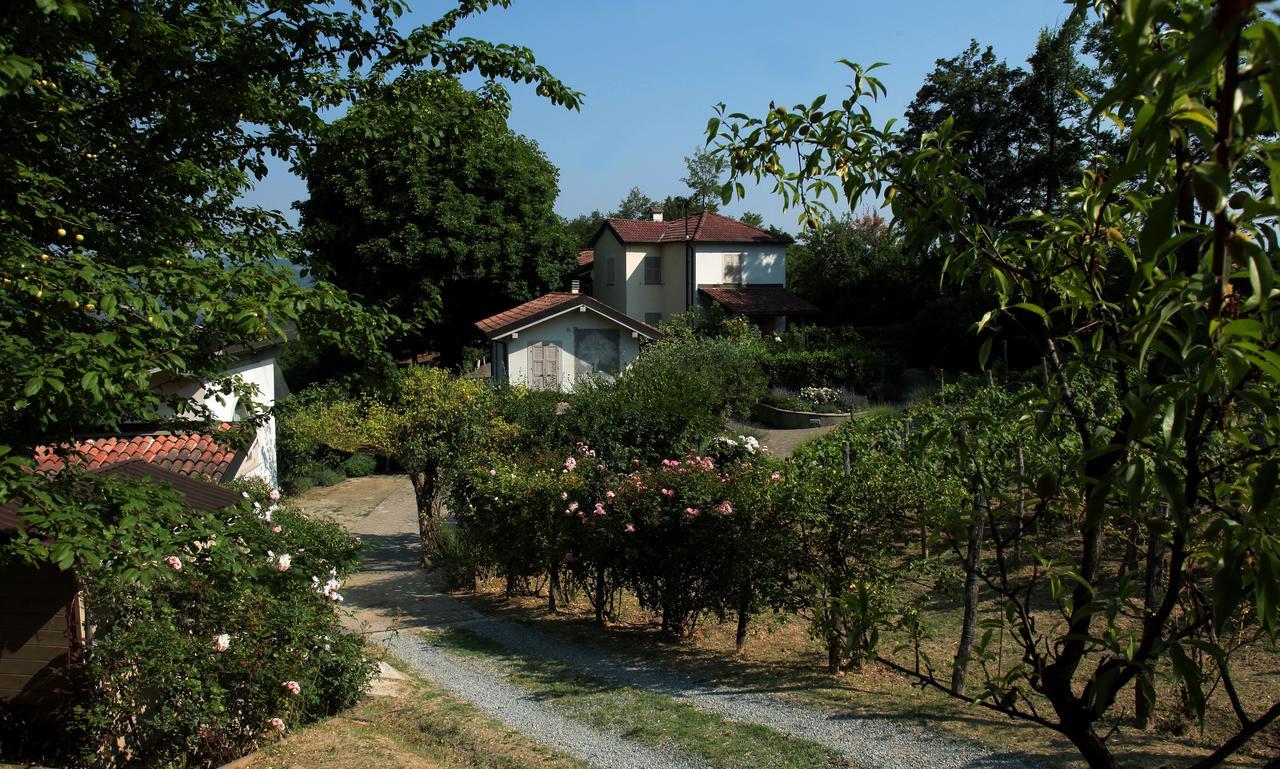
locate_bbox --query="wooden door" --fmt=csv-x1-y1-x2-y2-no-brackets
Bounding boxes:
529,342,561,390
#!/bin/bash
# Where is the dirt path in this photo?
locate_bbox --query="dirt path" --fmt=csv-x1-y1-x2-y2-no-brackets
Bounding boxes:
296,476,701,769
299,475,1043,769
727,418,841,458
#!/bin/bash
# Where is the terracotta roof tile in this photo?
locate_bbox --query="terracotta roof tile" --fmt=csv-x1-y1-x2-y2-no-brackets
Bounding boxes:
474,292,582,336
576,249,594,268
34,431,241,482
601,212,791,245
699,286,820,316
474,291,661,340
1,460,244,531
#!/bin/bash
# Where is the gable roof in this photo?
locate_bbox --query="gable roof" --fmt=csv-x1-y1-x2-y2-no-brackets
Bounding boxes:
593,212,792,246
699,286,821,316
34,430,243,482
475,292,661,341
1,459,243,533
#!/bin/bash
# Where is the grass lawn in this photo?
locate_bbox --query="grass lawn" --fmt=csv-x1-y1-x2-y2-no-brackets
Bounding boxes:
425,626,853,769
459,575,1280,769
240,655,588,769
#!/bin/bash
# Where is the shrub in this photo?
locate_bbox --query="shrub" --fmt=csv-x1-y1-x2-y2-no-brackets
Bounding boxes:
341,453,377,478
312,466,345,487
35,477,374,768
569,334,766,465
286,475,316,495
761,347,891,397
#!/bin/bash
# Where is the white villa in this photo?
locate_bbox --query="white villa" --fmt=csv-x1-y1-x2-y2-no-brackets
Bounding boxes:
477,209,816,391
587,209,817,332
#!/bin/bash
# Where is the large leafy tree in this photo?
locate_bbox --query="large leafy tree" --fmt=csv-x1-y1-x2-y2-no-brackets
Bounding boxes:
0,0,578,561
710,1,1280,767
298,74,576,365
786,212,926,326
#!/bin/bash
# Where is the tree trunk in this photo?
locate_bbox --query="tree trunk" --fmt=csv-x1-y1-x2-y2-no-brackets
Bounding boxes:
1135,505,1168,730
547,564,560,612
594,564,606,625
410,469,439,569
951,495,987,695
734,585,752,655
1063,721,1121,769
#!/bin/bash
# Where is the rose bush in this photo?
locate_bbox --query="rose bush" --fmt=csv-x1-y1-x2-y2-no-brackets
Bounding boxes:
22,477,375,769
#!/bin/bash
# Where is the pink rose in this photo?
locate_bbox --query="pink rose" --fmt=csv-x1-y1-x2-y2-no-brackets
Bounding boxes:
282,680,301,696
605,490,616,499
716,500,734,515
560,491,569,500
593,502,607,516
268,489,281,502
163,555,182,571
563,457,577,472
660,488,674,497
212,633,230,653
684,507,700,518
770,472,782,482
272,525,282,534
268,717,285,733
625,523,636,533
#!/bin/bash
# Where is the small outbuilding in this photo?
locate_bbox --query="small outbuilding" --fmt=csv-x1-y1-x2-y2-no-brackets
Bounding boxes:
0,461,242,722
475,289,661,391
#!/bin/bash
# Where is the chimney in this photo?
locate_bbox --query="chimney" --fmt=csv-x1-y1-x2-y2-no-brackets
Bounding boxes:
647,207,664,222
570,279,580,294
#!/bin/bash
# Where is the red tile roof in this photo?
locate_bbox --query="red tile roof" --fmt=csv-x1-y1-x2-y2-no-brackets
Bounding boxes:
598,212,791,245
34,431,241,482
576,249,594,268
1,460,243,532
474,291,661,340
699,286,821,316
474,292,582,336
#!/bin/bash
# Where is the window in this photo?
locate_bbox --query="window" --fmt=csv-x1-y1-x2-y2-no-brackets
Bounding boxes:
606,256,616,286
643,255,662,284
644,312,662,325
723,253,743,285
574,329,620,377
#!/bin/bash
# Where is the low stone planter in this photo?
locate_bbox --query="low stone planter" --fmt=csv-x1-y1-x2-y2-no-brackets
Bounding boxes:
752,402,852,429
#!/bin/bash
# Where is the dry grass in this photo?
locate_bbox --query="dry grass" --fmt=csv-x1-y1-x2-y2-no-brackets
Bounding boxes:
460,575,1279,769
241,657,588,769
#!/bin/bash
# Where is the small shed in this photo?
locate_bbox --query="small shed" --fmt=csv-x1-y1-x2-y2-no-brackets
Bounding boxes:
0,460,242,720
475,290,661,391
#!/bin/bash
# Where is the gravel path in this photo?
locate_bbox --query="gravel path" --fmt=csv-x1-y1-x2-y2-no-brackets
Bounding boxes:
377,628,700,769
302,475,1044,769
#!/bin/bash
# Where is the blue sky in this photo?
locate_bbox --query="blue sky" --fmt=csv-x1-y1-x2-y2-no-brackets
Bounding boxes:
243,0,1075,233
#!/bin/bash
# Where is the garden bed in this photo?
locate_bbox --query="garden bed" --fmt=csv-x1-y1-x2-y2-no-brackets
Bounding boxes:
752,401,852,429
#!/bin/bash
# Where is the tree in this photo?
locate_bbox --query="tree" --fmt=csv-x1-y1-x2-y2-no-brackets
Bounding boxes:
289,366,509,566
299,74,576,366
786,212,927,326
710,1,1280,766
611,186,659,220
1011,18,1100,214
899,41,1027,224
564,210,606,249
679,146,726,212
0,0,579,564
739,211,766,228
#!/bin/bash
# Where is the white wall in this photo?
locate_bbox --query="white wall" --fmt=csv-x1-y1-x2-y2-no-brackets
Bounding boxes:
591,229,627,311
693,244,786,291
153,351,287,488
503,310,643,392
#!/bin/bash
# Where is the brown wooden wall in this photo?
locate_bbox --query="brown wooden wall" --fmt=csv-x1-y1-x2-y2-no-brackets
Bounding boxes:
0,563,78,713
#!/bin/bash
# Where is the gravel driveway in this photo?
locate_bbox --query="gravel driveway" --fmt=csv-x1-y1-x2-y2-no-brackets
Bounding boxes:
299,475,1042,769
